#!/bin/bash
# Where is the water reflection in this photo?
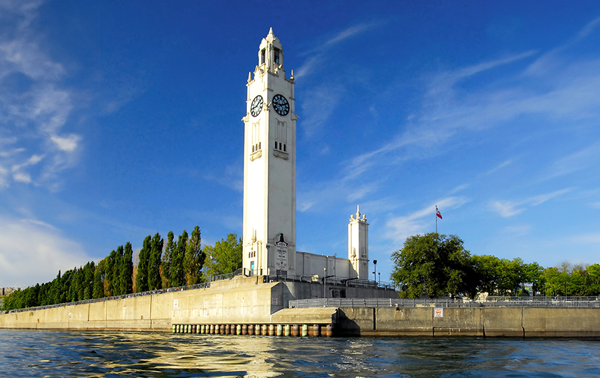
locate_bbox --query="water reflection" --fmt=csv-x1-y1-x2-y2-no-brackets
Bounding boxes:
1,330,600,377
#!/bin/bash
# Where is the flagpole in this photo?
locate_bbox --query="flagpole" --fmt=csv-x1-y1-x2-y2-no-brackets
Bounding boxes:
435,205,437,234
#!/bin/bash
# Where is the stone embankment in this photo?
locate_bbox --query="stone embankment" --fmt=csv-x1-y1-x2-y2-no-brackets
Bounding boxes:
336,306,600,337
2,275,599,337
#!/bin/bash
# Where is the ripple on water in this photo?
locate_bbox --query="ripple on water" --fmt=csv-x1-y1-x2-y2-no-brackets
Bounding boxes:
1,330,600,377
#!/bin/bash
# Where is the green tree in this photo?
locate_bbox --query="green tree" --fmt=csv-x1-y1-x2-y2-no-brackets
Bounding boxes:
50,270,62,305
497,258,525,295
184,226,205,285
202,234,243,281
93,260,105,299
83,261,95,300
136,235,152,292
390,233,477,299
523,262,545,296
105,250,116,296
202,244,216,281
111,246,123,296
161,231,174,288
542,267,567,296
215,234,242,275
472,255,502,295
121,242,134,294
148,233,163,290
170,230,188,287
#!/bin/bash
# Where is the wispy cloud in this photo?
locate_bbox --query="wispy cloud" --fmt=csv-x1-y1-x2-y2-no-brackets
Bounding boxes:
0,0,82,190
0,215,90,287
203,162,243,192
483,159,514,176
300,83,344,137
571,232,600,244
525,16,600,77
344,18,600,185
385,197,468,243
489,188,571,218
296,22,378,79
545,141,600,180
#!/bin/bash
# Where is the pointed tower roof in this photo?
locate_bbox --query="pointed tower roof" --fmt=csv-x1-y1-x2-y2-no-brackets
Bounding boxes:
260,27,282,50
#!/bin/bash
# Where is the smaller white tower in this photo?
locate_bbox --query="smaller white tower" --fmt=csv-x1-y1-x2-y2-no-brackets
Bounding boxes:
348,206,369,280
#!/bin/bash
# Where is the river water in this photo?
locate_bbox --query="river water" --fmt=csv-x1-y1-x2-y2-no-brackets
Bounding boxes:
1,330,599,377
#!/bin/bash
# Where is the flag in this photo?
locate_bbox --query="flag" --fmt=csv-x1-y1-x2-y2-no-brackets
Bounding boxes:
436,206,442,219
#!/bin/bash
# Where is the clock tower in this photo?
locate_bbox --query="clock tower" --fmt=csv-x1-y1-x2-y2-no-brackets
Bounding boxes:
242,28,297,276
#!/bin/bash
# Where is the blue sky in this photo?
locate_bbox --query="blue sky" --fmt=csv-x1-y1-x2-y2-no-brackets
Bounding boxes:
1,0,600,288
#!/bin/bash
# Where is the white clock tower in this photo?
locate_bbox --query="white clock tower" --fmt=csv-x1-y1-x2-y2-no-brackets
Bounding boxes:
242,28,297,276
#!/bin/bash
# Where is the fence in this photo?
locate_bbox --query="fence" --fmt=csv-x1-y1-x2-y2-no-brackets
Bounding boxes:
289,296,600,309
261,273,395,290
0,281,212,315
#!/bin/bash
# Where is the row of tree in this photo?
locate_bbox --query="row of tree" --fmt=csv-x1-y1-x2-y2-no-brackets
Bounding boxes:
391,233,600,298
2,228,243,311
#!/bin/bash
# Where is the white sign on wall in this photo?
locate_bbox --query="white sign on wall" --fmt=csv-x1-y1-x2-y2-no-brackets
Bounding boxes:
434,308,443,318
275,245,288,270
274,233,288,270
173,299,179,310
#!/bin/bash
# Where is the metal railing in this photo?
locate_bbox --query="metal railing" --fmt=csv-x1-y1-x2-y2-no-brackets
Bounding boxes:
289,297,600,309
0,281,213,315
262,273,395,290
289,298,480,308
486,296,599,302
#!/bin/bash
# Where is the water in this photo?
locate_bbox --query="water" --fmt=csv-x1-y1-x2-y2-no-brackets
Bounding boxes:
1,330,600,377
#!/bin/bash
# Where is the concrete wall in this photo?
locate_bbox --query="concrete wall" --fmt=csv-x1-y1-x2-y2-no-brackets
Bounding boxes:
295,252,352,279
0,276,279,331
336,306,600,337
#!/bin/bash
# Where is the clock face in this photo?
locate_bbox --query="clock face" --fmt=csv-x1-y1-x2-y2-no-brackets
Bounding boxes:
251,95,263,117
272,94,289,116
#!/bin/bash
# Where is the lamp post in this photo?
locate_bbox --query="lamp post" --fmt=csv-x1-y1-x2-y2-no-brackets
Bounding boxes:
373,260,377,283
378,272,381,287
323,267,327,298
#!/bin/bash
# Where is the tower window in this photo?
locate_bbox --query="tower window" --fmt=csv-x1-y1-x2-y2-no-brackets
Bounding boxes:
260,49,265,65
274,48,280,64
283,144,286,152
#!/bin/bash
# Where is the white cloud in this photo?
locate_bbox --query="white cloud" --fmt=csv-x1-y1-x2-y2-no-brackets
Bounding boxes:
296,22,378,78
0,215,91,287
0,1,82,191
343,17,600,184
385,197,468,243
51,134,80,152
450,183,471,194
0,165,8,188
489,200,523,217
13,171,31,183
571,233,600,244
502,224,532,237
489,188,571,218
203,162,243,192
300,84,344,137
577,16,600,39
483,159,514,176
545,141,600,179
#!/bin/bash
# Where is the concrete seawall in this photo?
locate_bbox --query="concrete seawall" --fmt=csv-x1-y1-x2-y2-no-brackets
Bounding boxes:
0,276,279,331
2,276,599,337
336,306,600,337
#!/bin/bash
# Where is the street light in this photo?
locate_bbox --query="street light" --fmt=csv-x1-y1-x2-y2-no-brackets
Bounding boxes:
373,260,378,282
378,272,381,286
